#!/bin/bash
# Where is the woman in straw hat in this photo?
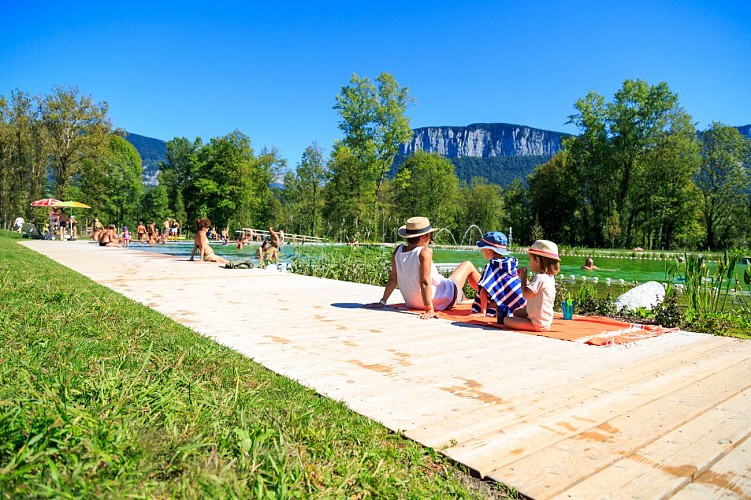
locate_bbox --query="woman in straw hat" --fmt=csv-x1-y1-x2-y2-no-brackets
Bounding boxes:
367,217,480,319
503,239,561,331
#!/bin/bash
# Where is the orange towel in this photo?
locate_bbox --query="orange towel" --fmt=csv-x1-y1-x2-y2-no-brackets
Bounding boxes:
423,303,677,345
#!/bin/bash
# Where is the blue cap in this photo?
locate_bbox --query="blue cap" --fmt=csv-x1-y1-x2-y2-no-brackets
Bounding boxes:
477,231,509,255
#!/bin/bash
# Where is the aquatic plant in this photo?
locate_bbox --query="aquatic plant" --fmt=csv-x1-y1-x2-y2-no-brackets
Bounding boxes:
677,250,743,316
290,246,391,286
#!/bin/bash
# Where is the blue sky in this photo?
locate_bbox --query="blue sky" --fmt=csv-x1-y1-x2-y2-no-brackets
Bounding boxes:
1,0,749,168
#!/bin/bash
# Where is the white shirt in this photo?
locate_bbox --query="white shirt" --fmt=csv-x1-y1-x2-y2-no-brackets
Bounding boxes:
14,216,24,228
526,273,556,330
394,245,455,311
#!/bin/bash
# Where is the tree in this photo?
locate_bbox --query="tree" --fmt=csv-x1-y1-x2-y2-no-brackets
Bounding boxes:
629,111,700,249
140,185,170,226
159,136,201,219
291,143,328,236
40,86,111,198
104,135,144,226
566,79,698,247
333,72,413,205
390,151,460,231
323,145,375,242
250,147,286,228
696,122,751,249
187,131,256,229
500,178,531,246
0,90,48,228
528,151,581,244
456,178,505,244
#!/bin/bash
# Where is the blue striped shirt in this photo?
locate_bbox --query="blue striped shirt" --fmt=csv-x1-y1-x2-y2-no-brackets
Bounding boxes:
471,256,527,319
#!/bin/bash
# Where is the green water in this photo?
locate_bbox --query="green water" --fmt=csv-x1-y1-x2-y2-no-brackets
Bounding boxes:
431,248,677,284
126,241,739,290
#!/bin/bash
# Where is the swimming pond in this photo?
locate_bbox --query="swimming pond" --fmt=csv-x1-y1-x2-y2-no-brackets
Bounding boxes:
122,240,724,285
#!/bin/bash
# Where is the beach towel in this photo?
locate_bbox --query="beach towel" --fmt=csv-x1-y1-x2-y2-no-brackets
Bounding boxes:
426,303,678,345
470,257,526,319
224,260,255,269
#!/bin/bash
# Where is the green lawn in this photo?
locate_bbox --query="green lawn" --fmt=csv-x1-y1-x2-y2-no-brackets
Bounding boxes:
0,232,511,498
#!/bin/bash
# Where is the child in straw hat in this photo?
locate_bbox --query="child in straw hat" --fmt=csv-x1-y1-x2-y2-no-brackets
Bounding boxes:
366,216,481,320
503,240,561,331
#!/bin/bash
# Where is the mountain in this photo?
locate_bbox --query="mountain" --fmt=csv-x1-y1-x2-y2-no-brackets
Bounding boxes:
124,132,166,186
124,123,751,188
393,123,571,187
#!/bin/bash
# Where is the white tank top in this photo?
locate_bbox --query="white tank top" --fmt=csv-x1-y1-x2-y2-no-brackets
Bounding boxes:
394,245,455,311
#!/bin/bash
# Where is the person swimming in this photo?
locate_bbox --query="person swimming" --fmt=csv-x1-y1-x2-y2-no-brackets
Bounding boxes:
582,257,599,271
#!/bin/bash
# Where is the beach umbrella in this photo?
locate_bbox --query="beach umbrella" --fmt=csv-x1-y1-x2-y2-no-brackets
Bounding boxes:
51,201,91,209
52,201,92,232
30,198,61,206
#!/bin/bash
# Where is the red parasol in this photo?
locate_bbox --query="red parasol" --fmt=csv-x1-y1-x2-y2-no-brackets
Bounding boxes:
30,198,62,207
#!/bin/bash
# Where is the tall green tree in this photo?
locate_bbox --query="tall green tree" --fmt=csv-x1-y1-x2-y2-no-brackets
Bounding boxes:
390,151,460,231
103,135,144,226
500,178,531,246
629,111,700,249
322,145,375,241
455,178,505,245
528,152,581,244
251,147,286,228
158,136,201,219
40,86,111,198
291,143,328,236
566,79,698,247
187,131,255,229
140,185,171,226
332,72,413,215
0,90,48,227
696,122,751,249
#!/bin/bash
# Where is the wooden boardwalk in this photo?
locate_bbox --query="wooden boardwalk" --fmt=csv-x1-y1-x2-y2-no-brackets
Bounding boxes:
21,240,751,498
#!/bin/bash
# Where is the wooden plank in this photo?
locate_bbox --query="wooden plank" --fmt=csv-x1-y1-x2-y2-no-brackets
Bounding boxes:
673,438,751,499
406,337,729,446
554,388,751,498
440,346,751,469
482,357,751,498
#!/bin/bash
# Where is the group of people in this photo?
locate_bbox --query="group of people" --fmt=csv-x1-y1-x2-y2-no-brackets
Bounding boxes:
367,216,561,332
43,208,79,240
134,220,174,244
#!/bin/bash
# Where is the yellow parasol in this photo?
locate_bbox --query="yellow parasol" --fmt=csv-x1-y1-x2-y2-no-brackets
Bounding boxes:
51,201,91,209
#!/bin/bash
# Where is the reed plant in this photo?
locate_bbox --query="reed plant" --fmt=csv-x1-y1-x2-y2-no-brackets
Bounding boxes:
291,246,391,286
675,250,742,316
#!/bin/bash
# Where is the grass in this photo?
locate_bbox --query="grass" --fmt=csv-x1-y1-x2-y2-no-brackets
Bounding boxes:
0,231,513,498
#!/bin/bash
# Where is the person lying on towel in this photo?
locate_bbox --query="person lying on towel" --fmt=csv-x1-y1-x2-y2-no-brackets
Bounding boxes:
471,231,526,321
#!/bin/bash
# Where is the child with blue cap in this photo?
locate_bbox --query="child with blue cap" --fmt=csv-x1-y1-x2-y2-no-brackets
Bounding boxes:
472,231,526,320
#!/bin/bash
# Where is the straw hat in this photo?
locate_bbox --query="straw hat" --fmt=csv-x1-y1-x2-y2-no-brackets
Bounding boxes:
528,240,560,261
476,231,509,255
397,216,438,239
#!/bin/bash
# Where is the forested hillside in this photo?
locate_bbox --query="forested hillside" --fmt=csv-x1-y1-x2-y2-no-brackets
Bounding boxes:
124,132,166,185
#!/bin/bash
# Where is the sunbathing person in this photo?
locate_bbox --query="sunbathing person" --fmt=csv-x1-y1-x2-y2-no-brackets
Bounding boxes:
91,218,104,241
99,225,122,248
366,217,480,320
189,217,228,264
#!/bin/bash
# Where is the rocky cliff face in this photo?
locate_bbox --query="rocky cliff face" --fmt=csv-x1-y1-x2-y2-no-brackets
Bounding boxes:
399,123,569,158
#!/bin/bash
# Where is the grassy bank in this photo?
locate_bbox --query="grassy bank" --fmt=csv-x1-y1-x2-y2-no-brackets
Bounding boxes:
0,232,510,498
